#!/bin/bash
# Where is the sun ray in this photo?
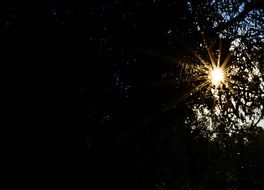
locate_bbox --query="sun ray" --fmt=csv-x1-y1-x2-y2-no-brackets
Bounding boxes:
142,77,206,87
139,80,210,127
184,80,211,98
206,46,216,68
158,80,211,115
221,50,232,69
185,66,210,76
217,39,222,68
175,35,208,66
194,52,208,66
202,35,217,68
136,46,210,73
180,61,209,73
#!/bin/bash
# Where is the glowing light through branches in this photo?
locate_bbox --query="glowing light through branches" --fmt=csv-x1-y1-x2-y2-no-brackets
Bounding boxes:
209,67,225,86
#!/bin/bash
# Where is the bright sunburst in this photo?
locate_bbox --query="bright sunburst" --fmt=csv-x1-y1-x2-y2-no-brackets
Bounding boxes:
209,67,225,86
178,37,264,131
141,36,264,132
176,38,232,98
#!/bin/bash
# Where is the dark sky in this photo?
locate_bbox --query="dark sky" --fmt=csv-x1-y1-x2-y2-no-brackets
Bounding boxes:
2,1,264,190
0,1,191,189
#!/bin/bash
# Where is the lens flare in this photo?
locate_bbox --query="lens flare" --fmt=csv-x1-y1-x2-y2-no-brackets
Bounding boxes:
209,67,224,86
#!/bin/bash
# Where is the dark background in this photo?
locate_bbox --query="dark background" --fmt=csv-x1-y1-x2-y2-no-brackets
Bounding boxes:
1,1,264,190
0,1,185,189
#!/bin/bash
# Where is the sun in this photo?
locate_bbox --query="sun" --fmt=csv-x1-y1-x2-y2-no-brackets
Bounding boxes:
209,67,225,86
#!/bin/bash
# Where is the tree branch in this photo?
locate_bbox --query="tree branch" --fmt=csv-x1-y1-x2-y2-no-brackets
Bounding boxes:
214,0,264,32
